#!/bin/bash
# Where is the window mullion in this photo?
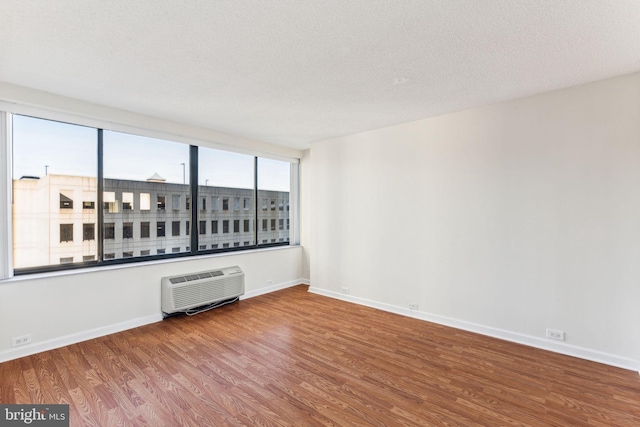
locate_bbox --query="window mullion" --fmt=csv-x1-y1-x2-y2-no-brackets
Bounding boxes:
254,157,259,247
189,145,198,253
97,129,104,262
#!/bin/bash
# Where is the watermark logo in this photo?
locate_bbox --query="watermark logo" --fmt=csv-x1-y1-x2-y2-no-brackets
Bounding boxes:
0,405,68,426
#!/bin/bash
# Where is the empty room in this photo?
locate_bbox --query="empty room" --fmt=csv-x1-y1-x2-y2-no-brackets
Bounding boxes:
1,1,639,426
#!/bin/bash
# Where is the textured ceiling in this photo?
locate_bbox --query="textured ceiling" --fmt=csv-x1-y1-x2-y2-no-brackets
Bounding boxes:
1,1,639,150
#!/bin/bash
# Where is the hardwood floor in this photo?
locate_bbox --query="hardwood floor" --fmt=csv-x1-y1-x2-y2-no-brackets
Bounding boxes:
1,285,639,426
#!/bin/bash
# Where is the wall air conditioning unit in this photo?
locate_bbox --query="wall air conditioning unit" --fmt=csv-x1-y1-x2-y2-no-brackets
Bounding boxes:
161,266,244,316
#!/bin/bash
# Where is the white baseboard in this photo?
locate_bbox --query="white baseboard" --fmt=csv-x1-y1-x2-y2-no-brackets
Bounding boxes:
0,313,162,363
308,286,640,373
242,278,306,300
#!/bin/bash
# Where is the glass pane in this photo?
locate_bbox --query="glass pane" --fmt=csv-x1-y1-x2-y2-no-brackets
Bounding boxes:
257,158,290,246
198,148,254,250
12,115,97,269
103,131,190,259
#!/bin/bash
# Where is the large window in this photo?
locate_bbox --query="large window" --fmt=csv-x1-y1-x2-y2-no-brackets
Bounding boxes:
103,131,190,261
198,148,254,251
257,158,291,246
10,114,297,273
12,115,97,269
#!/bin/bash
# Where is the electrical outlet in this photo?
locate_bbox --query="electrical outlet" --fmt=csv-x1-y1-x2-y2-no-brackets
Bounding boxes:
341,287,349,294
12,334,31,347
546,328,565,341
409,304,419,310
267,280,273,286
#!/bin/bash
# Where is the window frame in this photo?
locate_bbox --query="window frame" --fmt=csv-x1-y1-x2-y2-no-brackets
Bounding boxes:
7,111,299,275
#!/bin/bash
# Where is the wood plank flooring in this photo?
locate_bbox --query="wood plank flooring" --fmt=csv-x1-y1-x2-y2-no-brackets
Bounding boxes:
1,285,639,426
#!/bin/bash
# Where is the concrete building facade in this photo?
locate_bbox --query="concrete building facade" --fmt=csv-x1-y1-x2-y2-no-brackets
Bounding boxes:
12,174,290,269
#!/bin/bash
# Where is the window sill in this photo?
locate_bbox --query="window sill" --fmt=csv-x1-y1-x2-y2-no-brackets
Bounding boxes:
2,245,301,283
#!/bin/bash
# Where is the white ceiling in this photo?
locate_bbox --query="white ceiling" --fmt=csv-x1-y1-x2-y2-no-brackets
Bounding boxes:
1,1,639,150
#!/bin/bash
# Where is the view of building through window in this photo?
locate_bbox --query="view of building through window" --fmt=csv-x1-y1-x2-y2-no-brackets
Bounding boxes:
11,114,294,272
12,115,97,269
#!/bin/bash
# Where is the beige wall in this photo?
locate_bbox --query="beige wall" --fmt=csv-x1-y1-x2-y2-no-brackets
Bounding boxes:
310,72,640,370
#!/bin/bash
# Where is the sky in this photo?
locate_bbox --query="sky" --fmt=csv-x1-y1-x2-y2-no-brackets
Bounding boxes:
12,114,290,191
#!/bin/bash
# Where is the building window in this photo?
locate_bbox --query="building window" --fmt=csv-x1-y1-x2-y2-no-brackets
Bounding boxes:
103,192,119,213
234,197,241,210
199,221,206,235
83,201,95,209
104,223,115,239
211,244,218,249
243,198,251,210
172,194,181,211
140,193,151,210
186,196,190,210
233,219,240,233
140,250,150,256
262,219,268,231
270,199,276,211
157,249,165,255
212,220,218,234
157,195,166,210
222,198,229,211
244,220,250,233
234,242,240,247
287,219,290,230
60,193,73,209
243,241,250,246
83,255,95,261
199,245,207,250
172,247,181,253
262,198,268,211
157,222,166,237
279,200,284,211
83,223,95,241
122,252,133,258
60,224,73,242
140,222,150,238
199,196,206,211
271,219,276,231
104,253,115,260
172,221,180,236
223,220,229,233
222,243,229,248
60,257,74,264
279,219,284,230
211,197,219,210
122,192,133,210
123,223,133,239
186,221,190,235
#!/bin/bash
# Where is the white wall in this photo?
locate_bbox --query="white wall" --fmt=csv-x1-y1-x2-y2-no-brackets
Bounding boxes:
0,247,304,361
300,149,312,280
310,72,640,370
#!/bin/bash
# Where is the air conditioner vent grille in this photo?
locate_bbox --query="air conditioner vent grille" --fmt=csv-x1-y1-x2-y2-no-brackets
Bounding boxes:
161,266,244,314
